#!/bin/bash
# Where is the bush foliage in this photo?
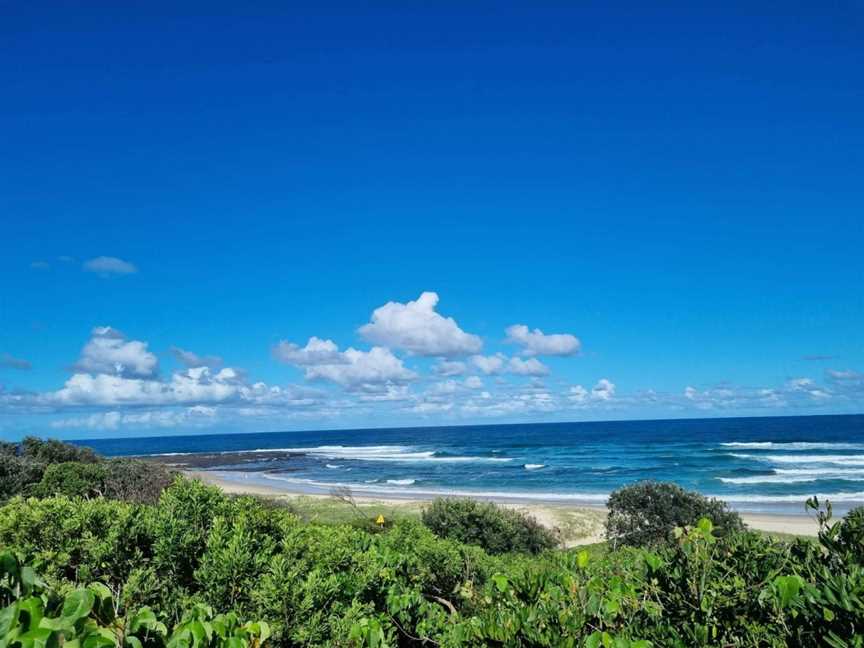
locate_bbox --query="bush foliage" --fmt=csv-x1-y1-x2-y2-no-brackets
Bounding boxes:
421,497,559,555
606,480,745,547
0,550,271,648
1,477,862,647
0,437,173,504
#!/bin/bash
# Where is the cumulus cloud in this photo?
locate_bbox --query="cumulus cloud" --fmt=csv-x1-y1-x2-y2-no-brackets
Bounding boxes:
681,376,840,411
433,360,466,376
505,324,580,357
825,369,864,396
359,291,482,357
73,326,158,378
460,389,558,417
304,346,416,388
51,406,217,430
591,378,616,401
0,353,31,370
171,346,224,368
507,357,550,376
568,385,588,403
83,256,138,276
51,365,319,409
471,354,507,375
272,337,347,365
464,375,484,389
276,337,416,389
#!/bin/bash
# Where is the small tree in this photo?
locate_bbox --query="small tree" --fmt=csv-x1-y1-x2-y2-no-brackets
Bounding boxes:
421,497,558,555
606,481,744,547
30,461,109,498
20,437,98,464
0,455,44,501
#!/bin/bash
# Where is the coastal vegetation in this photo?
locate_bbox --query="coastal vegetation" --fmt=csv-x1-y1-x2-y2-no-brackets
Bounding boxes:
605,481,745,548
0,437,173,504
421,497,558,555
1,438,863,646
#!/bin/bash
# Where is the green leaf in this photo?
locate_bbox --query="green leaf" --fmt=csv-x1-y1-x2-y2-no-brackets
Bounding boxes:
696,518,713,535
60,590,95,624
642,552,662,572
86,584,114,625
17,598,44,632
0,554,19,582
773,575,804,608
0,602,19,637
585,632,602,648
492,574,509,593
577,550,590,569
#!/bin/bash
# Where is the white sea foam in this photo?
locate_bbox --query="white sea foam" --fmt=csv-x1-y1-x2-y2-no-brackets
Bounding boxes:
386,479,416,485
738,454,864,466
718,491,864,503
325,464,341,469
721,442,864,450
718,473,864,484
775,468,864,476
225,444,512,463
523,464,545,470
719,475,818,484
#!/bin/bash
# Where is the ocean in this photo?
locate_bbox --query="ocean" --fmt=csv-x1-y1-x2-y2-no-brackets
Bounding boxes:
80,414,864,515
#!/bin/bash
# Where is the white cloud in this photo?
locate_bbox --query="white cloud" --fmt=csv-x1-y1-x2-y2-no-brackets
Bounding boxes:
433,360,466,376
507,357,550,376
591,378,616,401
357,385,414,402
273,337,347,365
171,346,224,368
568,385,588,403
51,406,217,430
464,375,484,389
826,369,864,394
49,363,321,411
303,346,417,388
83,256,138,276
460,389,558,417
411,402,454,414
359,291,482,357
471,353,507,375
505,324,580,357
73,326,158,378
274,335,416,389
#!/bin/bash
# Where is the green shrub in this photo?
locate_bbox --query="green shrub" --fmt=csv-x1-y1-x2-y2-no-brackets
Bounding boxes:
29,458,173,503
20,436,98,464
606,481,744,547
0,437,100,502
421,497,559,555
0,551,271,648
5,477,864,647
101,458,175,503
0,455,44,501
30,461,110,499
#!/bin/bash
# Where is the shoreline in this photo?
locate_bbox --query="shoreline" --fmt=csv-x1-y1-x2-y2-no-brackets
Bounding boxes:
185,469,822,541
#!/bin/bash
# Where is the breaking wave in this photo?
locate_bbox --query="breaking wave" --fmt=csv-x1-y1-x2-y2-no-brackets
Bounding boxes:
721,442,864,450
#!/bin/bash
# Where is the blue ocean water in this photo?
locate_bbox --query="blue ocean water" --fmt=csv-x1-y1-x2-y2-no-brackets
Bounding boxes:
80,414,864,514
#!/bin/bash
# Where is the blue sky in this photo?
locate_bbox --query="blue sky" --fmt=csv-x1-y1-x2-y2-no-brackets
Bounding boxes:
1,2,862,439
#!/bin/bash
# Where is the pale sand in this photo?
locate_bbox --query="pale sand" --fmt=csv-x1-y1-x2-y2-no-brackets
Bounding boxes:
185,470,820,545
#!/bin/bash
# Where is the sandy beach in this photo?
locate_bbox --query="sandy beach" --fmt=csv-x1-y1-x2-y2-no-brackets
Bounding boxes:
185,469,821,544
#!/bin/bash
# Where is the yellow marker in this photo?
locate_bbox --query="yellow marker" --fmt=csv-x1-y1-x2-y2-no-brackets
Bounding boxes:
375,514,385,526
